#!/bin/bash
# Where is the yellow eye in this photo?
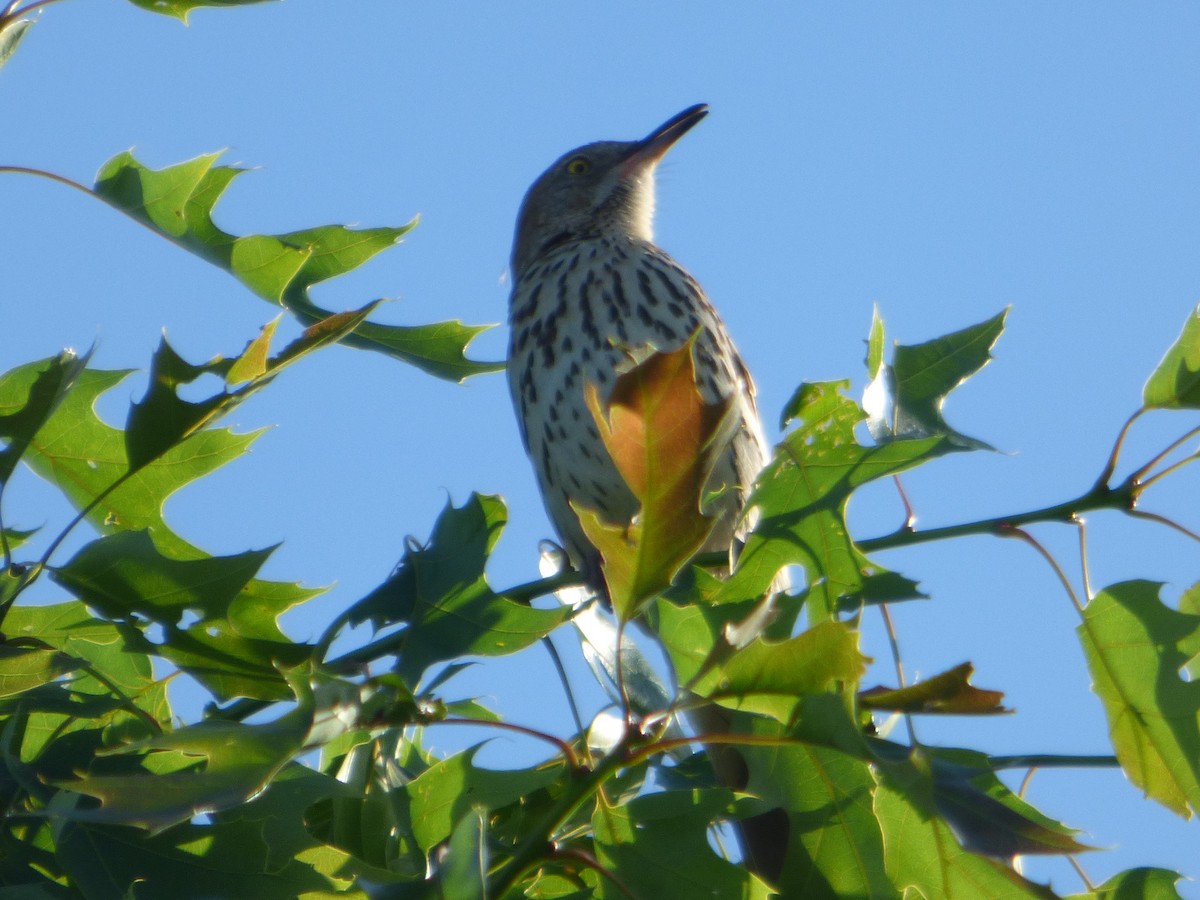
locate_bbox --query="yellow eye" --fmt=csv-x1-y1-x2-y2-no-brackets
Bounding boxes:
566,156,591,176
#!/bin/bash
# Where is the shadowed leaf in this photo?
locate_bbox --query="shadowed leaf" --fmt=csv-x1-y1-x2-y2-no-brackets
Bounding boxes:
349,495,568,682
405,746,565,851
1078,580,1200,818
1143,305,1200,409
875,755,1058,897
0,350,91,487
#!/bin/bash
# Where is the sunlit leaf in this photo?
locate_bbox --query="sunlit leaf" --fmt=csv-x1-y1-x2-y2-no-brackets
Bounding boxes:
875,755,1058,897
592,788,773,899
576,342,735,619
860,662,1009,715
1143,305,1200,409
879,308,1007,449
1065,867,1185,899
657,599,866,719
729,728,895,898
0,645,82,700
0,350,91,486
124,0,281,24
723,381,946,619
1078,580,1200,818
0,14,32,72
349,495,568,683
56,765,397,898
51,530,312,701
93,151,501,381
22,368,257,558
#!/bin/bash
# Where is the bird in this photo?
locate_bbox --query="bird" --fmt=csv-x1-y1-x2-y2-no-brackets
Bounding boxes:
506,103,773,595
506,106,789,880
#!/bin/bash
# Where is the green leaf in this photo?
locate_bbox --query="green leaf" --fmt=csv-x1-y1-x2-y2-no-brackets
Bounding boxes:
1065,867,1185,900
53,530,273,624
2,602,166,763
48,670,332,832
405,746,566,851
0,14,32,73
874,756,1058,898
742,742,897,899
55,766,397,899
442,807,488,900
0,350,91,487
920,747,1091,857
124,0,282,23
1143,305,1200,409
51,530,312,701
657,599,866,719
0,645,82,700
1078,580,1200,818
576,342,733,618
866,308,1007,449
724,381,948,619
349,494,568,683
860,662,1009,715
591,789,772,900
92,151,501,381
22,367,257,558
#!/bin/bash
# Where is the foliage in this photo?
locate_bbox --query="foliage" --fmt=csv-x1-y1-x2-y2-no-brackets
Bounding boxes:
2,4,1199,898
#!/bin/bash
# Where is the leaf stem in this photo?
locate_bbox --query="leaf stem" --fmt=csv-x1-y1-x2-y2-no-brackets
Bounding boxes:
1094,409,1143,489
427,717,580,770
987,753,1117,770
1128,423,1200,485
999,525,1084,615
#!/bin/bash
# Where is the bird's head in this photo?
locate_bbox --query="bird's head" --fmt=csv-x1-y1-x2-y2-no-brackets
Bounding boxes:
511,103,709,279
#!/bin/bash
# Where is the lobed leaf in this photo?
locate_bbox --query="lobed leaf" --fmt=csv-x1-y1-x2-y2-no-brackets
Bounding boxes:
349,494,568,683
1143,305,1200,409
723,381,943,619
867,308,1008,449
874,756,1058,897
22,367,257,558
860,662,1009,715
92,151,501,381
1077,580,1200,818
591,788,773,899
0,350,91,488
405,746,565,851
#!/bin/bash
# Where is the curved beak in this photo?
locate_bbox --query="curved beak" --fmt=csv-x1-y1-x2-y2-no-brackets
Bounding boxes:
625,103,709,170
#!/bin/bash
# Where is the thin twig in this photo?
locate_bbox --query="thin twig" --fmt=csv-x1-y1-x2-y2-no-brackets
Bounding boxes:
1128,509,1200,544
1094,409,1143,489
998,526,1084,614
427,717,580,770
1129,424,1200,485
878,603,917,747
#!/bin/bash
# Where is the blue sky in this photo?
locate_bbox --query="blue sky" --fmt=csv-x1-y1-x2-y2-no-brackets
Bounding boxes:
3,2,1199,893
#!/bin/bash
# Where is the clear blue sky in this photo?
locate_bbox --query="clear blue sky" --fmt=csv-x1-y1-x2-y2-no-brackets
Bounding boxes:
3,2,1199,893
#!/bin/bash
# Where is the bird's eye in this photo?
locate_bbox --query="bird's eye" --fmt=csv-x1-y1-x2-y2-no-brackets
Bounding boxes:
566,157,591,176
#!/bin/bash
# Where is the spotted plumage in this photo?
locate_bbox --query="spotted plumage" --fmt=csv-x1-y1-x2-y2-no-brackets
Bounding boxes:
507,104,770,591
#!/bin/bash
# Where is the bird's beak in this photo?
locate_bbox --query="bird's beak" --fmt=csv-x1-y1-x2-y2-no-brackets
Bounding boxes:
624,103,709,172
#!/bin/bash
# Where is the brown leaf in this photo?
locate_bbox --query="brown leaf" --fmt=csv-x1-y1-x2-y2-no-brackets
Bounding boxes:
575,340,735,619
859,662,1009,714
